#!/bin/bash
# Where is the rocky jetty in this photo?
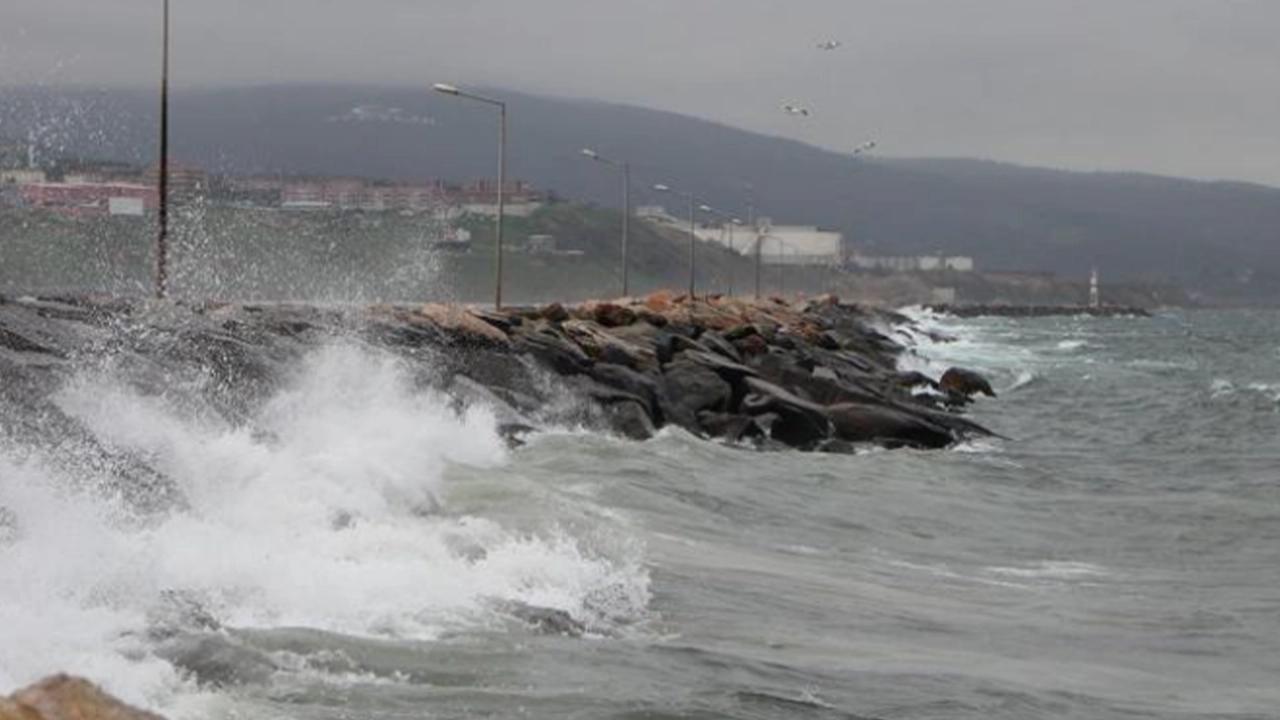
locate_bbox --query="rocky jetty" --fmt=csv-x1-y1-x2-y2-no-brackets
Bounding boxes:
0,292,994,466
0,675,163,720
927,303,1151,318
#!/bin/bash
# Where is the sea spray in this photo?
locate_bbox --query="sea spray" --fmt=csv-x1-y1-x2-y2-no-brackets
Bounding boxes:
0,343,650,712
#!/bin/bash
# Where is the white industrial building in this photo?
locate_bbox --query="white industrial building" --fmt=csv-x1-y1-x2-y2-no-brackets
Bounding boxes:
639,206,844,266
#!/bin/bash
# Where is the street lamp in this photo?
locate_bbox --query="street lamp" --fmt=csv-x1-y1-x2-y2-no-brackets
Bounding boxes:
155,0,171,299
698,204,743,297
434,83,507,309
581,148,631,297
654,183,698,299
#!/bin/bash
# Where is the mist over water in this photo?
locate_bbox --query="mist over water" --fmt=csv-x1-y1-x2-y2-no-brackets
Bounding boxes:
2,309,1279,719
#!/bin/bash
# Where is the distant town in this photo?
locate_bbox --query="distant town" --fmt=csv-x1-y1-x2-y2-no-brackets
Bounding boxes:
0,135,978,277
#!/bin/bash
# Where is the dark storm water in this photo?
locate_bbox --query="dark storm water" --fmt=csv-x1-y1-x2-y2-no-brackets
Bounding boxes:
2,310,1278,719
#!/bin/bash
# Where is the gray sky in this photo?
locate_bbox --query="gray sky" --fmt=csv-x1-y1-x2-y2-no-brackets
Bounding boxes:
4,0,1279,186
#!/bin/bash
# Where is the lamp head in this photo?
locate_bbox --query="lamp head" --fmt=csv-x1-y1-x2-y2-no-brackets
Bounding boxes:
432,83,461,96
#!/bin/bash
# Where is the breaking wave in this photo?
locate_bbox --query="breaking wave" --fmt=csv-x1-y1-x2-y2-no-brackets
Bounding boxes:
0,344,649,712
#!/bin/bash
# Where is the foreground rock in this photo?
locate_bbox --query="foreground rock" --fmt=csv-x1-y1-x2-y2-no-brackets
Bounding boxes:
1,675,163,720
0,293,996,462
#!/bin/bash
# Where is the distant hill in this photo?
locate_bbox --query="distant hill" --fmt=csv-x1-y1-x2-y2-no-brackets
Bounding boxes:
3,83,1279,303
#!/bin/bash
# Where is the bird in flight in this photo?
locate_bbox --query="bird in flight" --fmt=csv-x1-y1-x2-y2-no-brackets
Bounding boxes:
852,140,877,156
782,104,812,117
817,40,842,50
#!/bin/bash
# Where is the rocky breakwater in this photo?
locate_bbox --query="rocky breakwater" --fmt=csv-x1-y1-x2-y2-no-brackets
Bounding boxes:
444,292,997,451
0,293,994,470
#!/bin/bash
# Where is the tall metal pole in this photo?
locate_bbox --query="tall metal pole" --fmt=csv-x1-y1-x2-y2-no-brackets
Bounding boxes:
621,162,631,297
687,195,696,299
156,0,170,299
750,204,762,300
726,222,735,297
495,102,506,309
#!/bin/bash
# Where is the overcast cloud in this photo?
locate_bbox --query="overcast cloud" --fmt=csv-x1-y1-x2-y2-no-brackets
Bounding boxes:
3,0,1278,186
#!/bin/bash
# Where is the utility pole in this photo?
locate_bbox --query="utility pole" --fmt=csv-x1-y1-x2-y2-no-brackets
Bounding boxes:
155,0,170,299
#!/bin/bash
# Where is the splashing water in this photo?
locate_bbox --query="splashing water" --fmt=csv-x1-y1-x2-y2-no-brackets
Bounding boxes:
0,344,649,712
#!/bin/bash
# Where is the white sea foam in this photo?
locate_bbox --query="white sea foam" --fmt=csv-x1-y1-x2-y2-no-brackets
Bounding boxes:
0,344,649,714
985,561,1108,580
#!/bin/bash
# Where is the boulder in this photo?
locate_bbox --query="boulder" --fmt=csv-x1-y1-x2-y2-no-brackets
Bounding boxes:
659,359,733,430
4,675,164,720
827,402,956,449
513,328,593,376
602,398,657,440
541,302,570,323
697,331,743,363
734,333,769,357
696,411,765,443
589,363,664,422
740,377,832,448
894,371,939,390
940,367,996,399
592,302,637,328
416,304,510,348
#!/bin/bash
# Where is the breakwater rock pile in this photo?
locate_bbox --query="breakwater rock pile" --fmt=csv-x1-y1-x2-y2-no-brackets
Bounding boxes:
0,293,992,471
927,303,1151,318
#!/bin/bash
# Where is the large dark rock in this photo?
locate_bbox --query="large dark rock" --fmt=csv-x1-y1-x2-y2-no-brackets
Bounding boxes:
940,367,996,399
513,327,593,376
592,302,637,328
590,363,664,423
828,402,956,449
698,331,743,363
740,377,832,448
659,359,733,430
696,411,766,443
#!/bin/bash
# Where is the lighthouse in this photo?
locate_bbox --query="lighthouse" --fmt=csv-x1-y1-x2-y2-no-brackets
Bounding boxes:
1089,267,1100,308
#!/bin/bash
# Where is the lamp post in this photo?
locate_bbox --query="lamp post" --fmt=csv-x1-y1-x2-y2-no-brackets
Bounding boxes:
155,0,170,299
698,204,742,296
434,83,507,309
653,184,699,299
581,148,631,297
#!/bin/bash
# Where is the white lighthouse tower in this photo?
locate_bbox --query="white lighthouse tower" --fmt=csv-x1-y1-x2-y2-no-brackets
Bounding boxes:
1089,267,1100,308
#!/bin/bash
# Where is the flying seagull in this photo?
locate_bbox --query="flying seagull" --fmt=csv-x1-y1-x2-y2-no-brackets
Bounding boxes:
782,104,812,117
852,140,877,156
817,40,842,50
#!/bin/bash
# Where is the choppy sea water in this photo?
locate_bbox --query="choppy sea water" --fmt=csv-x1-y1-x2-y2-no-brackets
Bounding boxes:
2,309,1278,719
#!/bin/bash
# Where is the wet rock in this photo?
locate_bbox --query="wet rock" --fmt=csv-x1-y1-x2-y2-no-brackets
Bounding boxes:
541,302,570,323
514,328,593,376
895,370,940,390
734,333,769,357
415,304,510,348
828,402,955,449
659,359,733,430
500,601,587,637
940,367,996,399
602,398,657,440
589,363,664,422
592,302,637,328
740,377,832,448
698,331,743,363
696,411,765,443
3,675,164,720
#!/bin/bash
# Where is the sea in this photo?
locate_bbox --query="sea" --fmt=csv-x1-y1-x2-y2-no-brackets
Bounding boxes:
1,308,1277,719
